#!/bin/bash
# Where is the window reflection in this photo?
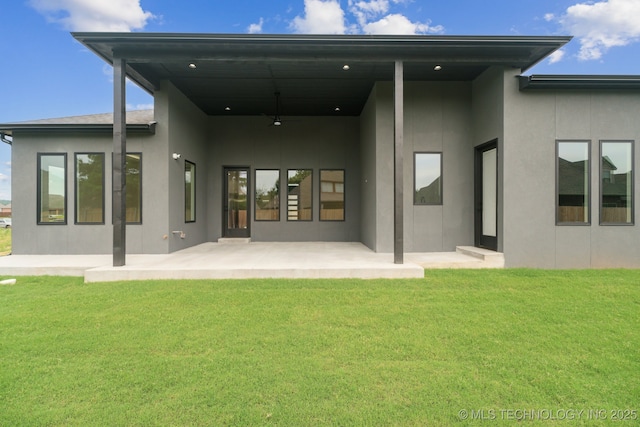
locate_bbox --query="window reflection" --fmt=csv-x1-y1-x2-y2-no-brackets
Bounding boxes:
76,153,104,224
227,169,248,230
601,141,633,224
320,170,344,221
557,141,589,224
38,153,66,224
126,153,142,223
185,161,196,222
256,170,280,221
414,153,442,205
287,169,312,221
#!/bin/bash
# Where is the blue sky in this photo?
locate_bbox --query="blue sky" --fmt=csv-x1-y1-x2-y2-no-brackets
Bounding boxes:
1,0,640,200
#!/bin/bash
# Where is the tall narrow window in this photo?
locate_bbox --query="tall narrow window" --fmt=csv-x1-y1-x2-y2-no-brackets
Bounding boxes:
126,153,142,224
414,153,442,205
557,141,590,224
601,141,634,224
185,160,196,222
320,169,344,221
255,169,280,221
75,153,104,224
287,169,312,221
38,153,67,224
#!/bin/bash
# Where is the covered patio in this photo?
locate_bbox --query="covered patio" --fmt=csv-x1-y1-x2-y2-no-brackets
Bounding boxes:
0,242,503,283
70,33,567,267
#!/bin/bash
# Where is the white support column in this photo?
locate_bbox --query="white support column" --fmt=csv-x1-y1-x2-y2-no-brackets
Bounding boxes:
113,56,127,266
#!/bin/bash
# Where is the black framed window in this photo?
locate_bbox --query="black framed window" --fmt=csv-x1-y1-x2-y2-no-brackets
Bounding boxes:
185,160,196,223
556,141,590,225
320,169,344,221
255,169,280,221
75,153,105,224
287,169,312,221
600,141,634,225
126,153,142,224
414,152,442,205
37,153,67,224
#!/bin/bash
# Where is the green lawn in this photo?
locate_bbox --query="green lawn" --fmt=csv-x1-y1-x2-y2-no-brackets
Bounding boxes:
1,271,638,426
0,228,10,255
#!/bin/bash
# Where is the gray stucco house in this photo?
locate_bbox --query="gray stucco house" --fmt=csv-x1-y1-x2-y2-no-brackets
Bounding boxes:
1,32,639,268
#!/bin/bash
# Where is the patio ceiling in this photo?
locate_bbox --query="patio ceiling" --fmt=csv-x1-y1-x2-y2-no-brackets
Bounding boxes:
73,33,571,117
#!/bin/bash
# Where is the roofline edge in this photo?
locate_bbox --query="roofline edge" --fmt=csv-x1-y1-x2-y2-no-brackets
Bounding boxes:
0,122,157,137
520,74,640,90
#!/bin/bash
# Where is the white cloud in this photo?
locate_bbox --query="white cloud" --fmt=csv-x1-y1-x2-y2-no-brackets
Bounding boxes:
290,0,346,34
557,0,640,60
352,0,390,17
547,49,566,64
346,0,443,35
544,13,555,22
349,0,389,28
248,18,264,34
290,0,441,35
29,0,154,32
362,13,443,35
126,103,154,111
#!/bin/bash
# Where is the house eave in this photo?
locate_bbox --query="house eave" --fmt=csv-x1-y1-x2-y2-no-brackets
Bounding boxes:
71,32,571,117
519,74,640,90
0,122,157,137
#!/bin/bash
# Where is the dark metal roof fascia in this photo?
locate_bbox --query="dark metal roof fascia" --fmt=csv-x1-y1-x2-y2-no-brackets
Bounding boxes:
520,75,640,90
72,33,157,94
72,32,572,74
0,122,156,137
72,32,572,44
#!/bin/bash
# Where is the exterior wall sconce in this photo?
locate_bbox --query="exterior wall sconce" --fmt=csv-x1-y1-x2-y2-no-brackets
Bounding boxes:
172,153,181,160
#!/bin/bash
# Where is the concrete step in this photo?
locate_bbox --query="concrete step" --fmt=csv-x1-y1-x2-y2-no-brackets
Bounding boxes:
406,247,504,269
456,246,504,267
217,238,251,244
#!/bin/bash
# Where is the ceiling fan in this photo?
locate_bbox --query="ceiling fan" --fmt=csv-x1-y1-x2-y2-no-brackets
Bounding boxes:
269,91,282,126
263,91,304,126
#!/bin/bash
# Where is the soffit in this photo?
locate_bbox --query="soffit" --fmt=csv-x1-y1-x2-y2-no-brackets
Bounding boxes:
73,33,571,117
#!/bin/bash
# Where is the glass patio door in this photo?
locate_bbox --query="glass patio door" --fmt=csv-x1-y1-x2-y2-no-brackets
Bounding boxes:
475,141,498,251
224,167,250,238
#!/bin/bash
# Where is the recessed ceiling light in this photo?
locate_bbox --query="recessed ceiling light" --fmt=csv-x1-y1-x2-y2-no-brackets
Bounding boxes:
342,65,350,71
225,106,231,111
434,65,442,71
188,63,197,69
334,106,341,112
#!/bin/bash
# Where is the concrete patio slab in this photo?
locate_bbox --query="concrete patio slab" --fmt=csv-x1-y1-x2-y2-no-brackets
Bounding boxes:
0,242,503,282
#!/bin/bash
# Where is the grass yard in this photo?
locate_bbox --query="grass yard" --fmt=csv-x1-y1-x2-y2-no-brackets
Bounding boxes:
0,270,638,426
0,228,10,255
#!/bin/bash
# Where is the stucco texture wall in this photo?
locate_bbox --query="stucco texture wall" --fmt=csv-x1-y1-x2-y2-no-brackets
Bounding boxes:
159,81,210,252
371,81,475,253
504,80,640,267
207,115,361,243
11,131,157,255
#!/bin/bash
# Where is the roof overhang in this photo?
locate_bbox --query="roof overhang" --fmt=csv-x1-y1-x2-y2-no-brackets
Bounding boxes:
73,32,571,117
519,74,640,90
0,122,156,138
0,110,156,138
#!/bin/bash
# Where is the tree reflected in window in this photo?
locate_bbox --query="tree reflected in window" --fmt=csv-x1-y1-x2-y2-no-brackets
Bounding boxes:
76,153,104,224
256,170,280,221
